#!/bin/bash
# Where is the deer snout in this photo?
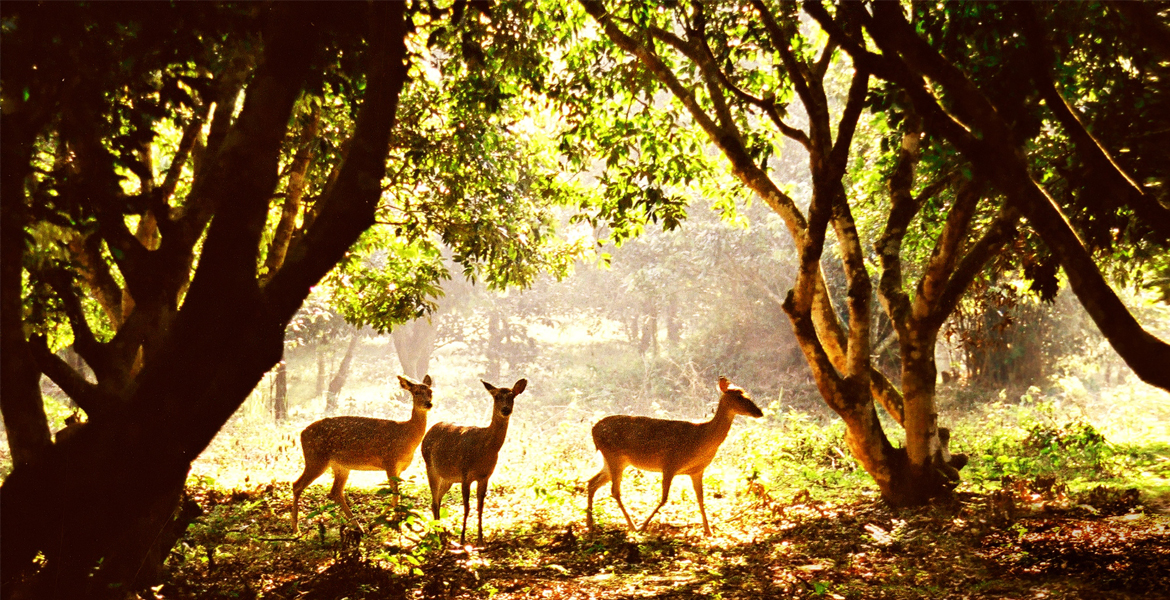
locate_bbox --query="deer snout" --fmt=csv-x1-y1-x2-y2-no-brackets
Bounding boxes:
500,405,513,416
423,401,433,409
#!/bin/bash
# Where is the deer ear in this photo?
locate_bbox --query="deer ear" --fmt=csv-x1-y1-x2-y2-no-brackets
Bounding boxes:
423,374,433,387
482,380,496,392
512,379,527,395
398,375,411,390
718,377,731,393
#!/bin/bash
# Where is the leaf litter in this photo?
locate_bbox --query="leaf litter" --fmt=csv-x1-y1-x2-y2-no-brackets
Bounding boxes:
155,474,1170,600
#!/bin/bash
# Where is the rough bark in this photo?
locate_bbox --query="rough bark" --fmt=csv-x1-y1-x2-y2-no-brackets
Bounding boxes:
0,4,411,597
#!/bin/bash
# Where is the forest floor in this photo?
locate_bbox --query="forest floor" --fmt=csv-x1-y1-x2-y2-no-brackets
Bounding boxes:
156,475,1170,600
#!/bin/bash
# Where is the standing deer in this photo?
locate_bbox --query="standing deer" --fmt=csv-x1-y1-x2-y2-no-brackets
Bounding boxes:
421,378,526,546
291,374,433,533
586,376,763,536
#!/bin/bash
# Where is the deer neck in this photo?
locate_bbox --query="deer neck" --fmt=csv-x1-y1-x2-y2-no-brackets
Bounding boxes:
485,413,511,451
700,399,736,445
407,405,429,435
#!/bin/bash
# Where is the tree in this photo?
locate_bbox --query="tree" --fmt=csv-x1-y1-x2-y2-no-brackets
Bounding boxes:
805,1,1170,390
559,0,1022,505
0,1,573,596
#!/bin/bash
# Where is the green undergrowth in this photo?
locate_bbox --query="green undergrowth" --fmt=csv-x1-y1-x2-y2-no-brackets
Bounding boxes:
947,382,1170,498
154,378,1170,599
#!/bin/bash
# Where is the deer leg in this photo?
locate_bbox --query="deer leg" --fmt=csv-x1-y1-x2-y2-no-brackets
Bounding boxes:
476,477,489,546
291,459,329,533
586,465,613,533
328,467,354,519
690,473,711,536
608,463,637,531
460,476,472,546
425,462,443,519
640,471,675,532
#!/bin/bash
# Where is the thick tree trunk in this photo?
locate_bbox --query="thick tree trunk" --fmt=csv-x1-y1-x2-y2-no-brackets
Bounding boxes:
0,112,53,468
0,4,410,597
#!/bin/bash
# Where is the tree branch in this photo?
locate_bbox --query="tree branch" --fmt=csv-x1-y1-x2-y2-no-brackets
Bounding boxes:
28,337,113,417
68,233,124,327
42,269,109,379
928,204,1020,331
857,1,1170,390
875,113,924,334
917,177,985,311
264,2,410,323
653,17,810,148
153,114,206,239
828,62,869,179
577,0,809,245
263,104,321,285
1014,3,1170,244
750,0,816,113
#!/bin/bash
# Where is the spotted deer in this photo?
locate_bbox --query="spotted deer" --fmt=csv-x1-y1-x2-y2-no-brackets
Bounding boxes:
586,376,763,536
421,378,526,546
291,374,433,533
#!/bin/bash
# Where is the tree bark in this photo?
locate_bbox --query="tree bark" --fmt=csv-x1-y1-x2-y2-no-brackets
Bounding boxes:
263,104,321,284
0,111,53,468
0,4,411,597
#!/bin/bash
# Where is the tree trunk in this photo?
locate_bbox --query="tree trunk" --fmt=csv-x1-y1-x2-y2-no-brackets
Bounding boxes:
316,349,328,404
0,4,410,596
325,331,360,412
272,361,288,422
1,110,53,468
640,301,659,357
853,2,1170,392
666,295,681,344
485,311,502,382
391,318,437,380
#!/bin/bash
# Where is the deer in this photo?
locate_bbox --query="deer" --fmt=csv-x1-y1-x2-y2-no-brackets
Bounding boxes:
291,374,434,533
586,376,763,536
421,378,526,546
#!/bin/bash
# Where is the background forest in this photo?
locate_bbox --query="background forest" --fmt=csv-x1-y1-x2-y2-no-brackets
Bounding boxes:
2,1,1168,599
